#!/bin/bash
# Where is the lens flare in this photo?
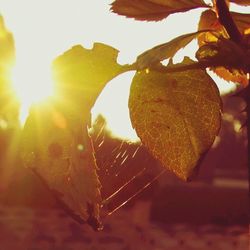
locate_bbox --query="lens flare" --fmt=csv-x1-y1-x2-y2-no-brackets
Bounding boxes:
12,60,54,125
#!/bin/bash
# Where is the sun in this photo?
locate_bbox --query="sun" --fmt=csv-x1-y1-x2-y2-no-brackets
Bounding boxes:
11,59,140,142
5,0,239,143
11,59,54,125
11,56,139,142
92,72,139,142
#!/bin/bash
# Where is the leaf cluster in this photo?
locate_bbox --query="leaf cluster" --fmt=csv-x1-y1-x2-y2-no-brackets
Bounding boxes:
0,0,249,230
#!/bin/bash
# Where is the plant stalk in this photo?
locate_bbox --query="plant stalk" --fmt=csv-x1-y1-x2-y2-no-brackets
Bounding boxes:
216,0,249,223
245,79,250,224
215,0,242,43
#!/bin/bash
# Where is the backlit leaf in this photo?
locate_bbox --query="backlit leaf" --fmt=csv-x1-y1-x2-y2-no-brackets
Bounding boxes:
230,12,250,34
230,0,250,6
129,57,222,181
0,16,19,127
111,0,209,21
0,16,15,69
198,9,249,84
196,40,249,85
21,43,132,230
21,101,103,230
198,9,250,45
213,67,248,85
0,16,20,191
136,30,210,70
52,43,132,111
198,9,227,47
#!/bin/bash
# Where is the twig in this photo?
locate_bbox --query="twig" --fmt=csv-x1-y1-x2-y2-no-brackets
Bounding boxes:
145,61,226,74
245,79,250,224
215,0,242,43
216,0,249,224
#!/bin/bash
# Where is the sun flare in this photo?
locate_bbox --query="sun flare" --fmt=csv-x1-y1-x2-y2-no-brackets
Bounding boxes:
11,54,139,141
11,59,140,142
11,60,54,125
3,0,239,143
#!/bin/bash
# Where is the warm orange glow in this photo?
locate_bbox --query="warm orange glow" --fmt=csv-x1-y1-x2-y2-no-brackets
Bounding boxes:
2,0,245,142
10,54,139,142
11,60,54,125
92,72,139,142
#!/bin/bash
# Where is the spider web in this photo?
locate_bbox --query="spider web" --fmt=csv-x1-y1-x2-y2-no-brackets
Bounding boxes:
91,115,166,217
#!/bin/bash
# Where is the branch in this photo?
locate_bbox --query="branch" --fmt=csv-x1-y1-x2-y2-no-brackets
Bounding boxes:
244,78,250,225
147,60,223,73
216,0,243,43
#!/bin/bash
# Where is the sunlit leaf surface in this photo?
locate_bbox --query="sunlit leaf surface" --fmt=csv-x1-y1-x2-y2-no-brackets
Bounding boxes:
111,0,209,21
129,58,222,181
21,43,131,230
136,30,210,70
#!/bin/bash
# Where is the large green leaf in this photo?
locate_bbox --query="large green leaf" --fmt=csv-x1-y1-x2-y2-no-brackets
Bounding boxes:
111,0,209,21
129,57,222,181
136,30,210,70
21,43,132,230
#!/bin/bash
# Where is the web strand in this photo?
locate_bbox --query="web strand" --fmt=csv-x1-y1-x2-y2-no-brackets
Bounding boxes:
105,169,166,216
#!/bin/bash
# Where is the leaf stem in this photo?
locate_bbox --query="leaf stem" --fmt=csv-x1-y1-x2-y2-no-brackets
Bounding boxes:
245,78,250,224
216,0,249,224
215,0,242,43
148,61,222,73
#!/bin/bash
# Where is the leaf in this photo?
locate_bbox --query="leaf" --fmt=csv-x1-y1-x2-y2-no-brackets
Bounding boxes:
198,10,226,47
230,0,250,6
198,9,250,44
21,101,103,230
0,16,15,69
196,40,249,85
129,57,222,181
198,9,249,84
52,43,132,111
230,12,250,34
21,43,132,230
213,67,248,85
136,30,211,70
0,16,19,126
0,16,20,191
111,0,209,21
